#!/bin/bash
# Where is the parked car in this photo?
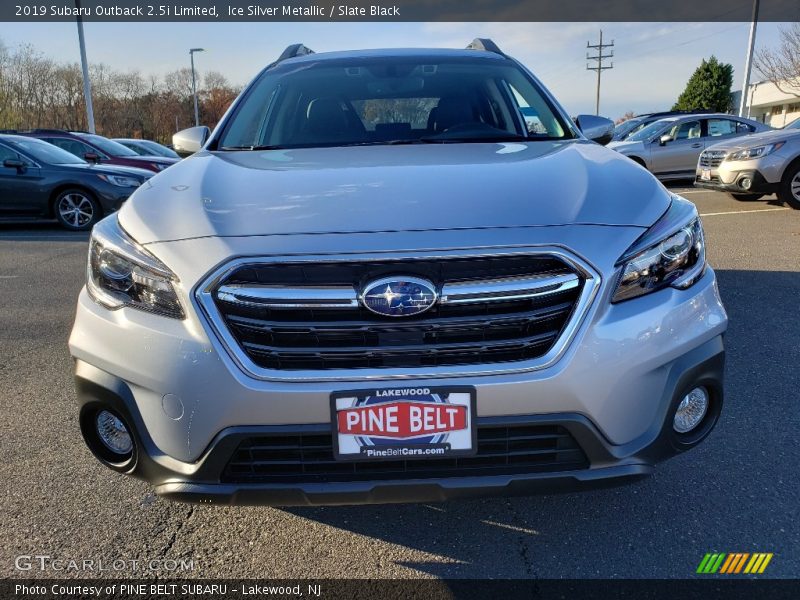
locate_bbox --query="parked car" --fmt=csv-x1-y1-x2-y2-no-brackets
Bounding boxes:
608,114,770,180
612,110,717,142
114,138,181,159
70,39,727,506
15,130,178,173
0,134,152,230
695,117,800,208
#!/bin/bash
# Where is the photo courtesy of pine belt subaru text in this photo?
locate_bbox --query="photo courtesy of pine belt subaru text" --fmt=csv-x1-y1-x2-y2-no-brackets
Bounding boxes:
69,39,728,506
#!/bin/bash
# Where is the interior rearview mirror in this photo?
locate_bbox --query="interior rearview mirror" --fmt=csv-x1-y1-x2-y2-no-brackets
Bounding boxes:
575,114,614,145
173,126,211,157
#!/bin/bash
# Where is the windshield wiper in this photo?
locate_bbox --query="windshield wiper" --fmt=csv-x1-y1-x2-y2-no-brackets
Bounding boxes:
219,144,287,151
417,134,531,143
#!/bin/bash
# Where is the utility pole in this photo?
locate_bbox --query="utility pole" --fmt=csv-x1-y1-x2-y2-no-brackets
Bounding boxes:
75,0,95,133
189,48,205,127
587,30,614,116
738,0,760,117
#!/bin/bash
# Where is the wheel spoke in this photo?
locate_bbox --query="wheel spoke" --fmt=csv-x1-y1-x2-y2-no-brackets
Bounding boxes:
58,193,93,227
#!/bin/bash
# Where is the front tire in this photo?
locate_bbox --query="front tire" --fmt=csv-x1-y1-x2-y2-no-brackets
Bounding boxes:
54,189,101,230
729,193,764,201
777,161,800,210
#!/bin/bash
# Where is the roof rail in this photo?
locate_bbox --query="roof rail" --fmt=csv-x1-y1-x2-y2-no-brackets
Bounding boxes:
28,128,69,134
466,38,505,56
276,43,315,63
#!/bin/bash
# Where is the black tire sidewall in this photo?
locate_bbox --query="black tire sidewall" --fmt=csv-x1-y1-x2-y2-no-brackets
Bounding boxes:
54,189,101,230
778,161,800,210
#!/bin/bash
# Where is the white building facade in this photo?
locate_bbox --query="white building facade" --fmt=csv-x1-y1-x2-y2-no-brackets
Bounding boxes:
734,80,800,127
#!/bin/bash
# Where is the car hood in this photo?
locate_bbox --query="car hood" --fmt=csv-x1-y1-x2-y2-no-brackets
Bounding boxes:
120,141,671,244
705,127,797,152
66,163,153,179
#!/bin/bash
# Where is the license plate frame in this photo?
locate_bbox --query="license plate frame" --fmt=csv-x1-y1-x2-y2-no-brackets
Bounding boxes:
700,168,711,181
331,386,477,462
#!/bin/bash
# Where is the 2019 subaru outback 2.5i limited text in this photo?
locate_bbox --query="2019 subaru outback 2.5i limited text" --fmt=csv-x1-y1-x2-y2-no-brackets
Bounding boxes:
69,40,728,506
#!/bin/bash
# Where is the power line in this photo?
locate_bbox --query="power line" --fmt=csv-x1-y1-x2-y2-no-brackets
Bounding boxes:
586,30,614,115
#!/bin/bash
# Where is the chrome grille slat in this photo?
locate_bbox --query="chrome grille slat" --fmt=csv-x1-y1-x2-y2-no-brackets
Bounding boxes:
217,284,358,309
440,271,579,304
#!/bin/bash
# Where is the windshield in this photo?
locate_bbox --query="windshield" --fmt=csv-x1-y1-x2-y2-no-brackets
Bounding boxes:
783,117,800,130
613,118,642,139
218,56,573,150
626,120,672,142
80,134,139,157
8,137,87,164
141,140,180,158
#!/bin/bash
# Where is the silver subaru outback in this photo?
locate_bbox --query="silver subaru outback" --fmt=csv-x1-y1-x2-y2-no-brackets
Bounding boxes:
69,40,727,506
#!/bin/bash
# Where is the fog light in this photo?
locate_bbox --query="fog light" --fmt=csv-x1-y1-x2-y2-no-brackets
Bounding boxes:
740,177,752,190
673,387,709,433
96,410,133,455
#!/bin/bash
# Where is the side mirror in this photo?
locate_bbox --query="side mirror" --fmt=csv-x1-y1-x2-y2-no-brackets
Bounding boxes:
658,134,673,146
3,158,25,171
173,126,210,157
84,152,100,163
575,114,614,145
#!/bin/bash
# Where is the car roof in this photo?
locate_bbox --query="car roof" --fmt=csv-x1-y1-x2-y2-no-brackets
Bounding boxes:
0,133,35,143
280,47,506,65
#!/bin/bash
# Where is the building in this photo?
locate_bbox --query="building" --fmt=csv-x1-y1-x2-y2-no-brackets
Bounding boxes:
733,80,800,127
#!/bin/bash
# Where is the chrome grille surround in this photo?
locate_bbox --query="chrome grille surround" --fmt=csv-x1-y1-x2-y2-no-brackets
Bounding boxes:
699,150,727,168
194,246,601,382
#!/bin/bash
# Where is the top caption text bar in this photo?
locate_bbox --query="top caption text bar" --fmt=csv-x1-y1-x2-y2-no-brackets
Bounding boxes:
4,0,799,22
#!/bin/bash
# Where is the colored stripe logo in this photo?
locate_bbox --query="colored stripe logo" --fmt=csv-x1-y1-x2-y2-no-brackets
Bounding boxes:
697,553,773,574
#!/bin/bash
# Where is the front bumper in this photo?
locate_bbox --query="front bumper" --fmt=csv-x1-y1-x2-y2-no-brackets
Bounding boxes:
71,260,727,505
694,169,779,195
74,336,724,505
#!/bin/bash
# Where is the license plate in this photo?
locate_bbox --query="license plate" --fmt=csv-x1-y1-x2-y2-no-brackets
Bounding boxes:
331,386,476,461
700,168,711,181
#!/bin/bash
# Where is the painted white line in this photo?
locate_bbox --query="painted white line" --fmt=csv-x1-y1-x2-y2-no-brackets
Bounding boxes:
480,519,540,536
0,275,20,279
699,207,790,217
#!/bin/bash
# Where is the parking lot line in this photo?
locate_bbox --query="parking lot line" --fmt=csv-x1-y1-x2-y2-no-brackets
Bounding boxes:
699,207,791,217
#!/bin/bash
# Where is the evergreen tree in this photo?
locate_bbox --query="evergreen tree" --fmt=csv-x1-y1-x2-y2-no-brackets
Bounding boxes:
673,56,734,112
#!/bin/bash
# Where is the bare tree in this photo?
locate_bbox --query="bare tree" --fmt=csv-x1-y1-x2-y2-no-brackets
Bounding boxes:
755,23,800,97
0,37,238,141
616,110,636,124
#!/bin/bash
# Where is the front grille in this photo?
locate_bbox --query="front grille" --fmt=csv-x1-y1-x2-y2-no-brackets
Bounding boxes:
699,151,726,168
210,255,584,371
222,423,589,484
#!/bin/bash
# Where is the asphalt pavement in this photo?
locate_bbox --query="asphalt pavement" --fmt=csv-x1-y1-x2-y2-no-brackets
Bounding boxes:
1,187,798,580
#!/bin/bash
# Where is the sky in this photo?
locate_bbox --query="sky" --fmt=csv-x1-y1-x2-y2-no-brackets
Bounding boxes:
0,21,789,119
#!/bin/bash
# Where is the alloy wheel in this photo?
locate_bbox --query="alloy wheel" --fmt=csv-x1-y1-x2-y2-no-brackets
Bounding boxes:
58,193,94,228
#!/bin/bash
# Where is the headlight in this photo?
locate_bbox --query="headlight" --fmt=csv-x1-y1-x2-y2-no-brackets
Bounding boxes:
612,196,706,303
725,141,785,162
86,215,184,319
97,173,140,187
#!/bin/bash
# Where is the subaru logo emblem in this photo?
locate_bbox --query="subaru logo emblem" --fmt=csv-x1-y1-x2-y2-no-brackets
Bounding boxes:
360,277,438,317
